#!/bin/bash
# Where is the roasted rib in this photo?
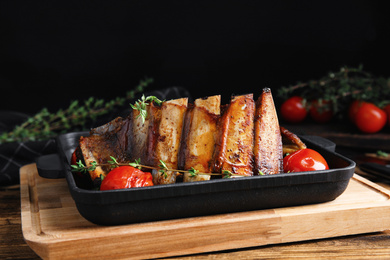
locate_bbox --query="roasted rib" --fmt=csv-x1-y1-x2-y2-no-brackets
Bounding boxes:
79,117,132,183
130,104,151,163
180,95,221,182
213,94,255,176
150,98,188,185
254,88,283,175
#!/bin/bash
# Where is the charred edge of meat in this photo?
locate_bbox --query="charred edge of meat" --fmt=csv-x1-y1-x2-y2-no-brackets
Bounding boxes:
178,105,194,170
280,126,307,155
145,102,162,168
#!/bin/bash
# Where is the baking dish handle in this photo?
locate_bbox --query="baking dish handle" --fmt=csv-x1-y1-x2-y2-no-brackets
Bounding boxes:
300,135,336,152
36,153,65,179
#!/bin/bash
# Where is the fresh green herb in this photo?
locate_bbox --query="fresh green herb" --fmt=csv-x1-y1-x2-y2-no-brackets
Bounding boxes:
71,160,97,173
377,150,389,158
188,167,199,177
108,156,119,168
0,78,153,144
72,157,245,179
222,170,233,179
158,160,169,178
130,95,164,124
128,158,142,169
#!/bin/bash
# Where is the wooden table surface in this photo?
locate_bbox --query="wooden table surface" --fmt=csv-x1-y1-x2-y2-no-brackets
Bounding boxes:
2,160,390,259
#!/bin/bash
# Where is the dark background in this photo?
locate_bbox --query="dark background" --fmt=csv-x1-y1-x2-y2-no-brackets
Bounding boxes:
1,0,389,114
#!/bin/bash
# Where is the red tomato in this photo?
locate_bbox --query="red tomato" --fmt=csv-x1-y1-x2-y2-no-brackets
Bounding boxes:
354,102,387,133
348,100,364,123
280,96,307,123
71,147,84,178
309,100,333,123
100,166,154,191
383,104,390,127
71,149,78,165
283,148,329,173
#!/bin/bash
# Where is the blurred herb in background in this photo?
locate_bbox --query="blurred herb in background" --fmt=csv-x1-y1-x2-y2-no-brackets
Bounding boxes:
277,65,390,117
0,78,153,144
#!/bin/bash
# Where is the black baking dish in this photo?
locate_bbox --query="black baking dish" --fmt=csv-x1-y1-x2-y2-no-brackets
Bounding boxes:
38,131,355,226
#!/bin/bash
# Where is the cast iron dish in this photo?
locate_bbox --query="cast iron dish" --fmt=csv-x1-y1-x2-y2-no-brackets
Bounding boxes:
37,132,355,226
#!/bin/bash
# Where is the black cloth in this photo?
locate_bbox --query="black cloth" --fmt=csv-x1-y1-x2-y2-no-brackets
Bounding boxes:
0,87,190,186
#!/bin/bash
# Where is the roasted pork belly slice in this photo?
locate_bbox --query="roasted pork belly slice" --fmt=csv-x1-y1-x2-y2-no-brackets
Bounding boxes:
79,117,132,183
213,94,255,176
254,88,283,175
181,95,221,182
150,98,188,185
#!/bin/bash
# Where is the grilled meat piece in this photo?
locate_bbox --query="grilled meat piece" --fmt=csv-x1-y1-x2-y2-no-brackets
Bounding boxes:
150,98,188,185
79,117,132,183
76,92,293,188
180,95,221,182
280,126,307,155
213,94,255,176
145,101,162,167
130,103,157,164
254,88,283,175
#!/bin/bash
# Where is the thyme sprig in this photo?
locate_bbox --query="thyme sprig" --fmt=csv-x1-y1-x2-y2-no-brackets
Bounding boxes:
277,65,390,116
130,95,164,124
71,157,242,179
0,78,154,144
71,160,97,174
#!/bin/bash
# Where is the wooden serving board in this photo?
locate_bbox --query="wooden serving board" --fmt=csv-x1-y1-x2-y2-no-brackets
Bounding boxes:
21,164,390,260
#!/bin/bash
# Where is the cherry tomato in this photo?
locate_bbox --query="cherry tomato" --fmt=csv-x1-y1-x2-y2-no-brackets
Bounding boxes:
348,100,364,123
354,102,387,133
71,147,94,189
283,148,329,173
100,166,154,191
71,149,78,165
280,96,307,123
383,104,390,127
71,147,84,178
309,100,333,123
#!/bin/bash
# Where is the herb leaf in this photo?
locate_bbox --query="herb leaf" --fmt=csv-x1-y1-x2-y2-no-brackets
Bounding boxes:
108,156,119,168
129,158,142,169
130,95,164,124
188,167,199,177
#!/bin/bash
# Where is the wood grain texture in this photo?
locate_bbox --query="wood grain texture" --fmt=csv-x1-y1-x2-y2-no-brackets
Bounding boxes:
17,164,390,260
0,185,40,259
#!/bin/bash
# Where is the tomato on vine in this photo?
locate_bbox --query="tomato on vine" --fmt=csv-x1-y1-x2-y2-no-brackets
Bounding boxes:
348,100,363,123
309,100,333,123
100,166,154,191
280,96,307,123
283,148,329,173
383,104,390,127
354,102,387,133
